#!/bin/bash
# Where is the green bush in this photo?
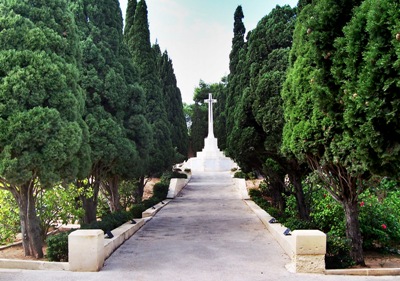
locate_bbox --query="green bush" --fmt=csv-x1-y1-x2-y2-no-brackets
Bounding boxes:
359,189,400,250
233,171,246,179
81,210,131,232
325,235,354,269
171,172,187,179
129,204,146,218
152,182,169,200
46,231,71,262
0,190,20,245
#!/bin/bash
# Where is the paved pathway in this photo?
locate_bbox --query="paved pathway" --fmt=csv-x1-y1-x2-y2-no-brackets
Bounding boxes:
0,171,397,280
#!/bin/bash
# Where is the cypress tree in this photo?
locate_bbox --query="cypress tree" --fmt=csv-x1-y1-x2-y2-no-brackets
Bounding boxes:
0,0,89,257
156,47,189,159
74,0,141,220
126,0,175,180
124,0,137,37
213,77,227,151
225,6,247,157
333,0,400,178
190,81,210,154
281,0,365,265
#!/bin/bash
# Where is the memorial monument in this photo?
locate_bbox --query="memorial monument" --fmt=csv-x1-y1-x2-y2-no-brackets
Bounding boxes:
185,93,237,172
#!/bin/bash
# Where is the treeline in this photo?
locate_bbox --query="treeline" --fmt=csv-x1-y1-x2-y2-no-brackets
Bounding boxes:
0,0,188,258
192,0,399,266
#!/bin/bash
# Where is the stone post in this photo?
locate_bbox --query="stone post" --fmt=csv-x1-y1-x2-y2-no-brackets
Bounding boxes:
69,230,105,272
292,230,326,273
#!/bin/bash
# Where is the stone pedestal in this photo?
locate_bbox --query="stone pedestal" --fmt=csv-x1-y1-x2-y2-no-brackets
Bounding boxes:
292,230,326,273
69,230,104,272
185,137,236,172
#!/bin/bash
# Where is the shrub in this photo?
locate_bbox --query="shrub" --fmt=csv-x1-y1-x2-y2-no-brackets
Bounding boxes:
233,171,246,179
171,172,187,179
129,204,146,218
359,189,400,250
46,231,71,262
0,190,20,245
325,235,354,269
152,182,169,200
81,211,131,232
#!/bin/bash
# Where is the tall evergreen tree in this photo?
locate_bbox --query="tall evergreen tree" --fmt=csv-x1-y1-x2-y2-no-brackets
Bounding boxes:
281,0,365,264
190,81,210,153
0,0,90,257
74,0,141,220
125,0,175,182
333,0,400,178
124,0,137,37
155,46,188,159
213,77,228,151
123,0,179,201
225,6,246,156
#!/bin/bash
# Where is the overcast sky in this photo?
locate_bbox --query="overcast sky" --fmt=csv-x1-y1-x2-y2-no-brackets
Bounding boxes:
119,0,298,104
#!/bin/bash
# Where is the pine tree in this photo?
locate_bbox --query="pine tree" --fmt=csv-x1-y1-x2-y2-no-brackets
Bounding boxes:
0,0,89,258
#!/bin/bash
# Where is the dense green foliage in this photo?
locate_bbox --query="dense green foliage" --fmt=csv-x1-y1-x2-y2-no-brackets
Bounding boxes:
0,190,19,244
155,46,189,160
0,0,89,258
125,0,175,175
0,0,187,257
333,0,400,177
281,0,368,264
250,177,400,268
46,231,70,262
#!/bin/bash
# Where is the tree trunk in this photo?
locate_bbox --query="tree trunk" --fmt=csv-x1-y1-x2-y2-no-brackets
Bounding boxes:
107,176,121,212
343,199,365,266
13,183,44,258
136,176,146,203
270,180,285,212
288,172,310,221
81,182,100,225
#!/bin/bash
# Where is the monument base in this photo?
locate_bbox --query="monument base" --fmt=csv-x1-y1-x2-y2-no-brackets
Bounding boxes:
185,137,237,172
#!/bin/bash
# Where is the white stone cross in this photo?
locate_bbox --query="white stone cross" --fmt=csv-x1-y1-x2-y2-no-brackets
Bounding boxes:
204,93,217,138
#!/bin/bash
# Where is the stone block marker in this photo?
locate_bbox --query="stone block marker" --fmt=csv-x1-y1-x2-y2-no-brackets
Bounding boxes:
69,230,105,272
292,230,326,273
167,178,188,199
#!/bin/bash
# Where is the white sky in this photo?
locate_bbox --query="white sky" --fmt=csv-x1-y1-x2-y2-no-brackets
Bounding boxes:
119,0,298,104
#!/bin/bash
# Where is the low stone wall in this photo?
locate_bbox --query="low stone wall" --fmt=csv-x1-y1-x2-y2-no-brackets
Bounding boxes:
103,219,145,259
233,178,250,200
236,177,327,274
142,199,171,218
167,178,189,199
69,219,145,272
244,200,326,273
0,259,69,271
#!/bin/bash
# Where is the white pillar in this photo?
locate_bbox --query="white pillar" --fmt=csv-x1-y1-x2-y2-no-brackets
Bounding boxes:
69,230,105,272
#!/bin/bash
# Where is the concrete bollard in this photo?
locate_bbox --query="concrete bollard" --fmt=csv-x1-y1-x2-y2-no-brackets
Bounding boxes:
292,230,326,273
68,230,105,272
